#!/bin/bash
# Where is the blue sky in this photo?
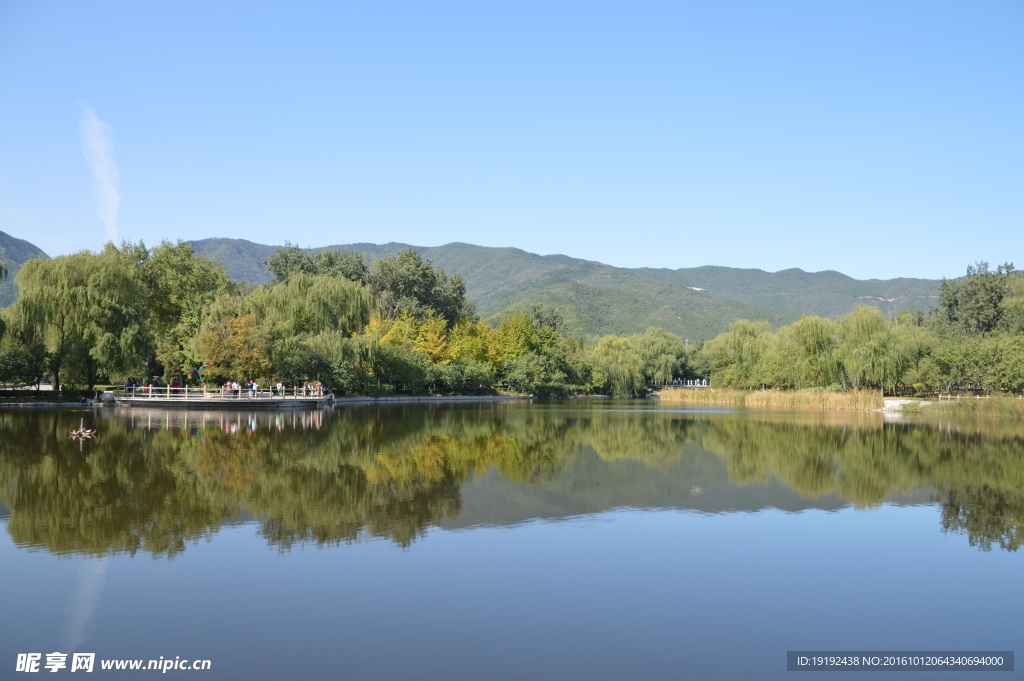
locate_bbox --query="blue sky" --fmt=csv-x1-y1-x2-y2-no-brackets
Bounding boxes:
0,0,1020,280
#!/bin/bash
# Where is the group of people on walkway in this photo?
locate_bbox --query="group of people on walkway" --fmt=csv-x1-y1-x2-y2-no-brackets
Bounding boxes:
216,379,327,398
655,378,710,387
125,377,328,398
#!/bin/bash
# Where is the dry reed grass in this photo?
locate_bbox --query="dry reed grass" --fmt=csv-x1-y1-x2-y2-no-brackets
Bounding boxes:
910,396,1024,421
657,388,883,411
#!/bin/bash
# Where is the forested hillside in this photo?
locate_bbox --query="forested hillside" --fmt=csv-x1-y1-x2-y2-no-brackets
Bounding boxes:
0,233,946,343
0,231,49,307
188,238,937,341
638,265,938,317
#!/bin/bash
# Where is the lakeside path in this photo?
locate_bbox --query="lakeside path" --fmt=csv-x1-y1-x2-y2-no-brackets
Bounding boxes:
0,395,535,408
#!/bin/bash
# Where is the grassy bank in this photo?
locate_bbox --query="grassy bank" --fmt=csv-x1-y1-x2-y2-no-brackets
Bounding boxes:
904,396,1024,421
657,388,883,411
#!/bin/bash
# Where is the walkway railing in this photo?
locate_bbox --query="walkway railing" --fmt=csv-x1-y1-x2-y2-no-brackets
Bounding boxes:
648,380,711,389
938,394,994,402
114,386,330,400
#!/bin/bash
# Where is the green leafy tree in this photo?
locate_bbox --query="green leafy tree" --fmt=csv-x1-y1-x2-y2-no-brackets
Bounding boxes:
264,242,368,284
108,240,235,374
8,250,152,389
368,343,432,393
773,316,839,388
196,314,273,381
630,327,687,384
449,318,500,366
528,304,567,335
198,274,373,385
938,262,1016,336
592,335,643,396
934,335,1024,393
368,249,474,326
705,319,773,389
1001,274,1024,336
890,312,937,389
0,335,48,387
503,352,553,395
835,305,904,391
497,312,538,362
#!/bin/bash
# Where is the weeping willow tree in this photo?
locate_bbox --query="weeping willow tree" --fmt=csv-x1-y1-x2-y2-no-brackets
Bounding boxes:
7,250,153,389
592,335,643,396
772,316,839,389
835,305,905,391
705,319,774,389
197,273,375,385
703,308,911,393
630,327,687,384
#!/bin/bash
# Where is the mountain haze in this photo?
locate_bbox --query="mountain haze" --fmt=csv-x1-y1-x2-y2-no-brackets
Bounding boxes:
188,238,940,341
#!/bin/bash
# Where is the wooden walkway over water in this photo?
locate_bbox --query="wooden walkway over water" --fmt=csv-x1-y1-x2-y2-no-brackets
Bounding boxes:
111,386,334,409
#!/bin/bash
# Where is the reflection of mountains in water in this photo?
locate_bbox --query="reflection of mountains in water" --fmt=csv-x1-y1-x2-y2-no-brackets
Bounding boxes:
0,404,1021,555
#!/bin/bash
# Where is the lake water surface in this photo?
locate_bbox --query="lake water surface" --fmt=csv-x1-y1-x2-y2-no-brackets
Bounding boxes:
2,402,1021,679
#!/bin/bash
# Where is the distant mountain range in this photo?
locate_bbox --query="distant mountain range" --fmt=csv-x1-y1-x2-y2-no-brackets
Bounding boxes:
0,231,49,307
0,231,942,341
187,237,941,341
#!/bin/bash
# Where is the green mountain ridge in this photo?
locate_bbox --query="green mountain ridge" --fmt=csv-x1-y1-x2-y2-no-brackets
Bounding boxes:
0,231,49,307
186,239,804,339
187,238,939,341
0,231,942,343
638,265,939,318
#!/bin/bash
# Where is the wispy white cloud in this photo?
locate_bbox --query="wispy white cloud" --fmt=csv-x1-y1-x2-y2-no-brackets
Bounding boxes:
78,104,120,244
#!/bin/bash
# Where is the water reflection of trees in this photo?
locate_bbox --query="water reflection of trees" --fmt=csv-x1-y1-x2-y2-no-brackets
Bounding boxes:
696,416,1024,551
0,407,581,555
940,487,1023,552
2,407,1024,555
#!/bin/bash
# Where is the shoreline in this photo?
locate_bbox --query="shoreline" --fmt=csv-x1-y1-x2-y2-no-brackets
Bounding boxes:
0,402,102,409
656,388,1024,420
655,387,883,411
333,395,534,404
0,394,535,409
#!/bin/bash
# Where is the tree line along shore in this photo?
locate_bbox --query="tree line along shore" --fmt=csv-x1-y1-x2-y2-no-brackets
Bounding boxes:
0,242,1021,410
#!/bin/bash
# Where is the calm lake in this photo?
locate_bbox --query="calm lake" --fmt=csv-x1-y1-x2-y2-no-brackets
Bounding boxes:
2,402,1021,680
